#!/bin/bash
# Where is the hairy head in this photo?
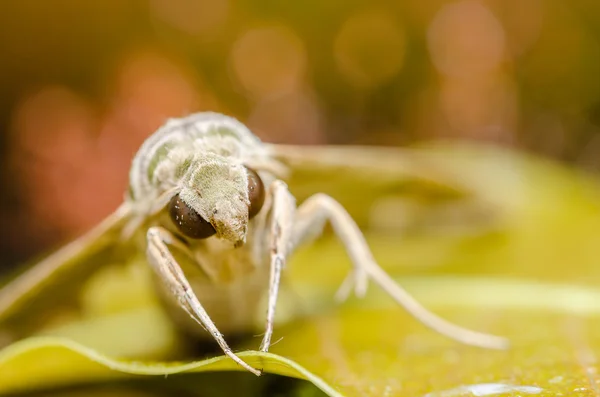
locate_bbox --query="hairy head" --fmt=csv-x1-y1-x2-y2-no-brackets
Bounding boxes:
167,153,265,246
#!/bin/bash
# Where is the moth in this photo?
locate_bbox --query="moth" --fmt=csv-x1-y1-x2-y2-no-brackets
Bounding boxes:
0,112,508,375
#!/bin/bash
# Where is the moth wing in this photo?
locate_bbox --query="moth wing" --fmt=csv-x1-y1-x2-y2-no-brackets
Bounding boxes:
267,143,495,230
0,203,135,336
270,143,463,179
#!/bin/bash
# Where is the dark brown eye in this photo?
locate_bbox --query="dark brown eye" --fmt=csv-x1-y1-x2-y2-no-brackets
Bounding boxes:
246,167,265,219
168,194,216,239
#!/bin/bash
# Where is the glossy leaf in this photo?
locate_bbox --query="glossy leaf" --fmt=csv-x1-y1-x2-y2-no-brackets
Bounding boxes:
3,143,600,396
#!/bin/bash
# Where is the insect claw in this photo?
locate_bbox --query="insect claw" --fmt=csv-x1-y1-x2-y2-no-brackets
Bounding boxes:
226,351,262,376
354,270,369,298
335,270,370,302
334,272,355,302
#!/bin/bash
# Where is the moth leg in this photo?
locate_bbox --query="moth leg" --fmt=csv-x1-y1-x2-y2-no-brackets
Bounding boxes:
258,181,296,352
146,226,262,376
289,193,509,350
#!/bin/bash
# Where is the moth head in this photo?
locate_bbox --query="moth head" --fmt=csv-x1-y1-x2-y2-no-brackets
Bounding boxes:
168,161,265,247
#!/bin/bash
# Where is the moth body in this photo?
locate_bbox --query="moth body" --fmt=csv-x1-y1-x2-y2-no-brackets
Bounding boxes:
126,112,281,335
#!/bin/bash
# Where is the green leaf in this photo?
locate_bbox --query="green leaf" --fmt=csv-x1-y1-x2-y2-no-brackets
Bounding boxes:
4,278,600,396
4,142,600,396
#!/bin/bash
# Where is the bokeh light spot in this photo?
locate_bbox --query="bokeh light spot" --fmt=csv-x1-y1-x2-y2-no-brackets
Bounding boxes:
110,50,205,134
230,25,306,99
334,10,406,89
439,74,518,140
10,87,102,237
247,90,324,144
428,0,506,78
150,0,230,38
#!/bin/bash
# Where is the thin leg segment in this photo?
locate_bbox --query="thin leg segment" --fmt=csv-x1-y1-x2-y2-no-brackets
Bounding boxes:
289,193,509,350
146,226,262,376
258,181,296,352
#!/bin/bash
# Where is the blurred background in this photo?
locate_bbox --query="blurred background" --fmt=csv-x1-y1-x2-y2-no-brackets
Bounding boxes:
0,0,599,270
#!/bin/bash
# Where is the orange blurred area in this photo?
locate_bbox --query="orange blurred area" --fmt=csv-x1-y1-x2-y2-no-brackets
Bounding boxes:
0,0,599,266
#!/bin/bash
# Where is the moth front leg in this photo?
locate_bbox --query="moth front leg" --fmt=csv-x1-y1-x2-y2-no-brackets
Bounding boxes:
146,227,262,376
257,181,296,352
290,193,509,350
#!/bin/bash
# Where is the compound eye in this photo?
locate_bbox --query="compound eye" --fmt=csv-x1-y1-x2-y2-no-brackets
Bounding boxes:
168,194,216,239
246,167,265,219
